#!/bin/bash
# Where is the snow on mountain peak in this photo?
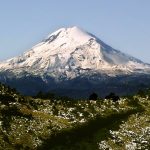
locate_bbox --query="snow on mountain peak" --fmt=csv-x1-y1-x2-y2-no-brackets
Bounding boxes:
44,26,93,45
0,26,150,79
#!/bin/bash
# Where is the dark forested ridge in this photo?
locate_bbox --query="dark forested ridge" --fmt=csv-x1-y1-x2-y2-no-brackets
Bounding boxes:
1,72,150,99
0,83,150,149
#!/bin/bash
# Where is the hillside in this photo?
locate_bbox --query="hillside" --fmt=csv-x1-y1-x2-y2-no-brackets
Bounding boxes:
0,84,150,149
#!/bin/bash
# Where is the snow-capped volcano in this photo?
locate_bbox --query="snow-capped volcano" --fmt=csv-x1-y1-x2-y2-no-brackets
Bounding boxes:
0,26,150,79
0,26,150,97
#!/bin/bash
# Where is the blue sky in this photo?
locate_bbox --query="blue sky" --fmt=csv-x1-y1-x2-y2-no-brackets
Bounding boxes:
0,0,150,63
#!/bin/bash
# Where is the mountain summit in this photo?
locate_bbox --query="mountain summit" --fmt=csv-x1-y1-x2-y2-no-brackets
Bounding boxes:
0,26,150,77
0,26,150,97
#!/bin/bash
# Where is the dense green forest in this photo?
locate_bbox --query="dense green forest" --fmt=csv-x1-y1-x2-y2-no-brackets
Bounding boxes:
0,83,150,150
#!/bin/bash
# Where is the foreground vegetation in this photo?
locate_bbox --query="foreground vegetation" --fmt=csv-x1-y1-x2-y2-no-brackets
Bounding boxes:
0,83,150,150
